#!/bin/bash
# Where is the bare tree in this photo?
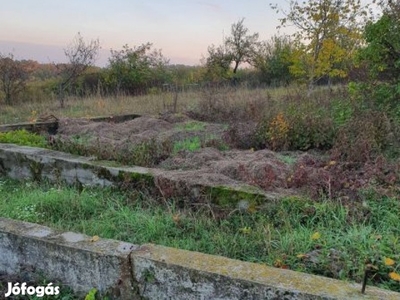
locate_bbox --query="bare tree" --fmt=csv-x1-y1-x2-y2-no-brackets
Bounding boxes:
57,32,100,107
0,53,31,105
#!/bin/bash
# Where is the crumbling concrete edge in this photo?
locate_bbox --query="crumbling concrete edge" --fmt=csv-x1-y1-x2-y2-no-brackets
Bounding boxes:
0,218,399,300
0,143,276,207
0,218,138,299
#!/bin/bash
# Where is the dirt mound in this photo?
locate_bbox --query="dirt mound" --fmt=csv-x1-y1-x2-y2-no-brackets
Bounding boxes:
53,116,316,196
58,116,173,140
160,147,224,170
160,148,291,191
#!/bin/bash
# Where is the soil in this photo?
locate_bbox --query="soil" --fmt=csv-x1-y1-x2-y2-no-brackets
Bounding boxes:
54,113,399,203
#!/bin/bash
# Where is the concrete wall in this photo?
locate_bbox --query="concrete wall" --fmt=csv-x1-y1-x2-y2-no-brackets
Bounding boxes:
0,113,141,134
0,218,136,299
0,218,399,300
0,143,276,208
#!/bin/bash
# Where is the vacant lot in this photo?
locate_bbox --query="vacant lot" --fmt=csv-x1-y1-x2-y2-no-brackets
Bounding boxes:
1,85,400,293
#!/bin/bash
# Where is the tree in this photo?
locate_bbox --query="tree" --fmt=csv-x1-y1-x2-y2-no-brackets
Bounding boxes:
106,43,169,95
360,0,400,83
253,35,294,86
355,0,400,111
203,18,260,82
225,18,260,74
271,0,370,90
0,53,32,105
203,44,232,82
57,32,100,107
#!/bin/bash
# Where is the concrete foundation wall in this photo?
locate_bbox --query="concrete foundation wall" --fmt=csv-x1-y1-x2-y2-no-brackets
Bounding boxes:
0,143,277,208
0,218,399,300
0,218,136,299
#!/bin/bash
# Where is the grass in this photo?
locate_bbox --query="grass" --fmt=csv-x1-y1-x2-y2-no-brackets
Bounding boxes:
0,129,48,148
172,136,201,154
277,153,298,165
175,121,206,131
0,178,399,293
0,86,296,125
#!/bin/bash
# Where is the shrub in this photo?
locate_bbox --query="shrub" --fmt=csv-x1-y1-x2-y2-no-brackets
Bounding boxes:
286,112,336,151
223,121,258,149
331,110,399,163
255,107,336,151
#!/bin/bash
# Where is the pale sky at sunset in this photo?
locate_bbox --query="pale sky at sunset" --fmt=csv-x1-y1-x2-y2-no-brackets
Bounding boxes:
0,0,291,66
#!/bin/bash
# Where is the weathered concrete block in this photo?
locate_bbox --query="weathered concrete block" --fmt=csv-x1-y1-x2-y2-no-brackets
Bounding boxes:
0,218,137,299
131,244,400,300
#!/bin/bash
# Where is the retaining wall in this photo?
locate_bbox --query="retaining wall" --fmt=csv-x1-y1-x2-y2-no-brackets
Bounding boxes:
0,113,141,134
0,143,279,208
0,218,398,299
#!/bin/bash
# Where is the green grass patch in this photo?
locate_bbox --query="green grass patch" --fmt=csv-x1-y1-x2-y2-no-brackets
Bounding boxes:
0,178,399,292
0,129,48,148
277,153,297,165
175,121,206,131
173,136,201,153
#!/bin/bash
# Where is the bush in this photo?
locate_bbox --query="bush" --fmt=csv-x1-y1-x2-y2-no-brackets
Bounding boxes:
331,110,400,163
255,101,336,151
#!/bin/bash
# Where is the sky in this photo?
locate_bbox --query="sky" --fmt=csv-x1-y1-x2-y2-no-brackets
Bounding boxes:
0,0,292,66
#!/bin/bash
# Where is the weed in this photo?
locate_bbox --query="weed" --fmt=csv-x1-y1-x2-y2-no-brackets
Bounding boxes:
202,134,230,151
223,121,258,149
175,121,206,131
331,110,399,163
267,112,290,150
277,153,297,165
127,139,172,167
0,129,48,148
173,137,201,154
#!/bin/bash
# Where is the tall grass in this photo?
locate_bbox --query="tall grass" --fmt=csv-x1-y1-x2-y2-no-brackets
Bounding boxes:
0,85,298,125
0,178,399,292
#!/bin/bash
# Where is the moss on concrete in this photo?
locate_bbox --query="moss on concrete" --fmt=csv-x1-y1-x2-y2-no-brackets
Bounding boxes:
117,170,156,190
133,244,400,300
207,185,265,207
90,160,123,168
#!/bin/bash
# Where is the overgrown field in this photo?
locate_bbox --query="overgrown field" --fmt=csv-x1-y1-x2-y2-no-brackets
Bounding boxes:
1,84,400,293
0,178,399,292
2,85,400,164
